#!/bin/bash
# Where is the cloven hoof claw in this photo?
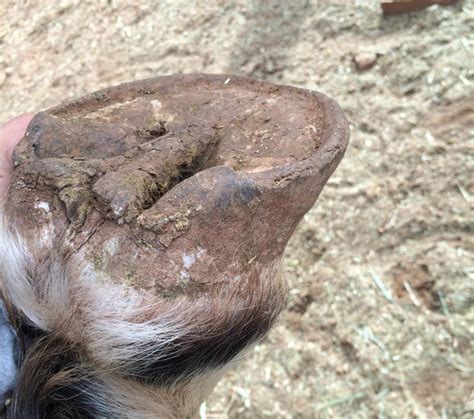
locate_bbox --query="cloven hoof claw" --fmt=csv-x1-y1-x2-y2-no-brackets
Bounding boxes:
7,74,349,295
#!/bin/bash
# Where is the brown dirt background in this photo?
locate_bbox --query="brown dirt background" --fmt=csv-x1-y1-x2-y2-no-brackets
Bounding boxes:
1,1,473,417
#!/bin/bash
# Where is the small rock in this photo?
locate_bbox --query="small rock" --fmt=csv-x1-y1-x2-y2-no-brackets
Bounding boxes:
353,52,377,71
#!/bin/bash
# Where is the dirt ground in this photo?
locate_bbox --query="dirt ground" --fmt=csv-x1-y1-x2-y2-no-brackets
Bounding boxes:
1,1,473,417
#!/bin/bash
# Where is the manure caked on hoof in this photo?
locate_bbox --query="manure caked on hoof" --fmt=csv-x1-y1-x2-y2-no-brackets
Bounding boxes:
0,74,349,418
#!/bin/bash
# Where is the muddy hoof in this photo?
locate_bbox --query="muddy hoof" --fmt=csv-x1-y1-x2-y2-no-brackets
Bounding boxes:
1,74,348,417
7,74,348,292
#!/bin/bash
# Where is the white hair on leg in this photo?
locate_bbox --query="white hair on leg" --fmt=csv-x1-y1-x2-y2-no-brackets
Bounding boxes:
0,203,286,418
0,212,75,334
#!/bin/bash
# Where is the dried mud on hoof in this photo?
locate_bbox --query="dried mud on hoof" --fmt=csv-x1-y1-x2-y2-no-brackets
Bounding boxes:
6,74,349,296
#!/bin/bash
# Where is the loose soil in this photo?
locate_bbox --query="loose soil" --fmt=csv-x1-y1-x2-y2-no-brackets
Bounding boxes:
1,1,473,417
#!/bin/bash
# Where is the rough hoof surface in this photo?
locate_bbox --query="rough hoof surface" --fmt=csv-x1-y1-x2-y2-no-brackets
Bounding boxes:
6,74,349,295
